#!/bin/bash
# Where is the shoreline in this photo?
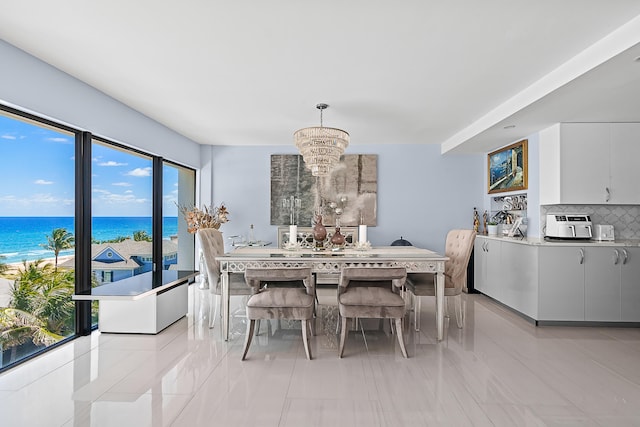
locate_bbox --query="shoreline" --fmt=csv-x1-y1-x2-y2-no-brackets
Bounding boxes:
2,255,75,276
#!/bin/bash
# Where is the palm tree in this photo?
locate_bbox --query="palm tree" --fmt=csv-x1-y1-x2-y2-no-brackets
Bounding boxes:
0,260,74,364
133,230,152,242
40,228,75,271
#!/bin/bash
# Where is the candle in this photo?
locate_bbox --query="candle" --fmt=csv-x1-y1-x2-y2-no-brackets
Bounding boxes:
359,224,367,244
289,225,297,243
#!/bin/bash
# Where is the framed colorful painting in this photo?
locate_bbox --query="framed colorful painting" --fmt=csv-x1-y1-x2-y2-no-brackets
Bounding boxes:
488,139,528,194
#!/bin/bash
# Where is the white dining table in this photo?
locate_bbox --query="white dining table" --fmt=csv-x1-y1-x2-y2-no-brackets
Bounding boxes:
215,246,449,341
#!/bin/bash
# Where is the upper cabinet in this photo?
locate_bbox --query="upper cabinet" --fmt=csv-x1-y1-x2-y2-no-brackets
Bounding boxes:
539,123,640,205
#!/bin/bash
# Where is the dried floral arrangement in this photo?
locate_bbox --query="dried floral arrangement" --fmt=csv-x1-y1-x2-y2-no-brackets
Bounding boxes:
177,202,229,233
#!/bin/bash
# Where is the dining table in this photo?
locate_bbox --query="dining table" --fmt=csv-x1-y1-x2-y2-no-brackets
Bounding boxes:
215,245,449,342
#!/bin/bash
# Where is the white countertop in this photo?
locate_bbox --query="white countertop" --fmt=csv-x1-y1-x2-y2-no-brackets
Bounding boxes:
477,234,640,247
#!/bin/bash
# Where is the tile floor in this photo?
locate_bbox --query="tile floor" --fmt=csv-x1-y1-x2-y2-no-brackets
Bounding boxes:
2,285,640,426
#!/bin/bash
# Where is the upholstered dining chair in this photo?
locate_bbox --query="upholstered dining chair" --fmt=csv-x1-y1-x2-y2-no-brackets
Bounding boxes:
337,267,408,358
405,229,476,331
242,267,316,360
197,228,252,329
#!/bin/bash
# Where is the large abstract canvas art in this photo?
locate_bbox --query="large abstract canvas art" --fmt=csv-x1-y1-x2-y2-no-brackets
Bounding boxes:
270,154,377,227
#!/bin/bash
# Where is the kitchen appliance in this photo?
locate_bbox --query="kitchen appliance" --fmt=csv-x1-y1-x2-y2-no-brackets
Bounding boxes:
594,224,615,241
545,214,593,240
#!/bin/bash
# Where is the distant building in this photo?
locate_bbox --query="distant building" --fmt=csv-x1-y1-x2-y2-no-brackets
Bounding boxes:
59,239,178,284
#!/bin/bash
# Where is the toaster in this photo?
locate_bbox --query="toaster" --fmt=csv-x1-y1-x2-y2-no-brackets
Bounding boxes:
594,224,615,241
545,214,593,240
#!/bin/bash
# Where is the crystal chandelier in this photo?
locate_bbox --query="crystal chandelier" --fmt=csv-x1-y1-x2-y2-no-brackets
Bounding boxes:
294,103,349,176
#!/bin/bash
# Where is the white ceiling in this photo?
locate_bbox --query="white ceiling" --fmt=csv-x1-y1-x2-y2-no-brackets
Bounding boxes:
1,1,640,154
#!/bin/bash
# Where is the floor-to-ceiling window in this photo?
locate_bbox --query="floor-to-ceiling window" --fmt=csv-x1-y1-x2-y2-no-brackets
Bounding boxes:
0,111,76,369
163,161,196,270
0,106,196,371
90,140,154,287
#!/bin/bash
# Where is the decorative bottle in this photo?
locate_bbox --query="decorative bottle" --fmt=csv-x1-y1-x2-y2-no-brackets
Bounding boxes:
312,214,327,250
330,226,345,249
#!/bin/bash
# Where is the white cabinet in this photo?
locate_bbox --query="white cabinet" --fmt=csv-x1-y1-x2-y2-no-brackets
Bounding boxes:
474,238,502,300
539,123,640,205
538,246,585,321
621,248,640,322
610,124,640,204
584,246,640,321
502,243,538,319
584,247,621,321
558,123,610,204
475,238,640,323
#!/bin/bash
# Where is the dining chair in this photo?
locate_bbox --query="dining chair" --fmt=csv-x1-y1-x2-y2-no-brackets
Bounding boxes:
242,267,316,360
337,267,408,358
405,229,476,331
197,228,252,329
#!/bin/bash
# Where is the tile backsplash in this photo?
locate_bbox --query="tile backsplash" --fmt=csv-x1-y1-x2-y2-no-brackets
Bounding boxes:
540,205,640,239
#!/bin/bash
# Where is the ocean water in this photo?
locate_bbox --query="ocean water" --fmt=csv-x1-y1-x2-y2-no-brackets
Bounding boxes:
0,217,178,264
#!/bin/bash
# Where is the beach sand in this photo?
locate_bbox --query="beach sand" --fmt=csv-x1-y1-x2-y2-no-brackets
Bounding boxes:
0,255,75,307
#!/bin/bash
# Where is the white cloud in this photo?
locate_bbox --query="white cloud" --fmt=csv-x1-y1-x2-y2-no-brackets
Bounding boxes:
93,188,149,205
47,137,71,144
126,167,152,177
112,182,133,187
1,134,17,140
34,179,54,185
99,161,127,167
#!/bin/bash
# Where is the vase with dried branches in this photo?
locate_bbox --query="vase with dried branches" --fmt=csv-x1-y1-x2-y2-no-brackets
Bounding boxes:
177,202,229,288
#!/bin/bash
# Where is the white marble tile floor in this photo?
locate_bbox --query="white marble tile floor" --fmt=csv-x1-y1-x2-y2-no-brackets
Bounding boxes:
2,285,640,426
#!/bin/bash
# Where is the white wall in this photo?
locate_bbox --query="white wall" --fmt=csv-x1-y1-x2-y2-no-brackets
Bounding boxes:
202,144,484,254
0,40,200,168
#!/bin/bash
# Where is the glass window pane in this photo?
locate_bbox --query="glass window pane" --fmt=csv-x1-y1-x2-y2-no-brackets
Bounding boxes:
0,112,75,368
91,141,153,291
163,162,195,270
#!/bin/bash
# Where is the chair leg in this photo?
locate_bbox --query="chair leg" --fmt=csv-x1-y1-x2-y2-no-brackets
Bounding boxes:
339,316,348,358
395,318,408,358
209,294,220,329
454,294,464,328
444,296,450,318
255,319,261,336
241,319,256,360
301,319,312,360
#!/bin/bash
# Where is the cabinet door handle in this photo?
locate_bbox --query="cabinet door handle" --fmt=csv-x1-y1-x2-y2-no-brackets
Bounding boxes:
614,249,620,265
579,248,584,265
622,249,628,265
605,187,611,202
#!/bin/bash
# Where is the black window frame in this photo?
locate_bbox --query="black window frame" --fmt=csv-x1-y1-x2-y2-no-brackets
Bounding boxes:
0,103,196,370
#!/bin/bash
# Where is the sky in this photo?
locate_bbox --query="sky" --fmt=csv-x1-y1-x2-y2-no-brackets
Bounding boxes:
0,114,179,217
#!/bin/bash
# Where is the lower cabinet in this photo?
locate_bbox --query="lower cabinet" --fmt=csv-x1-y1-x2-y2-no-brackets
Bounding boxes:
621,248,640,321
583,247,640,322
474,238,502,300
502,243,538,319
538,246,585,321
474,237,640,323
584,247,621,321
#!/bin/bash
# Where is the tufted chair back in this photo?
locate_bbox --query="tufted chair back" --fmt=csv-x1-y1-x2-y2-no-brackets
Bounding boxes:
196,228,225,293
443,229,477,293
